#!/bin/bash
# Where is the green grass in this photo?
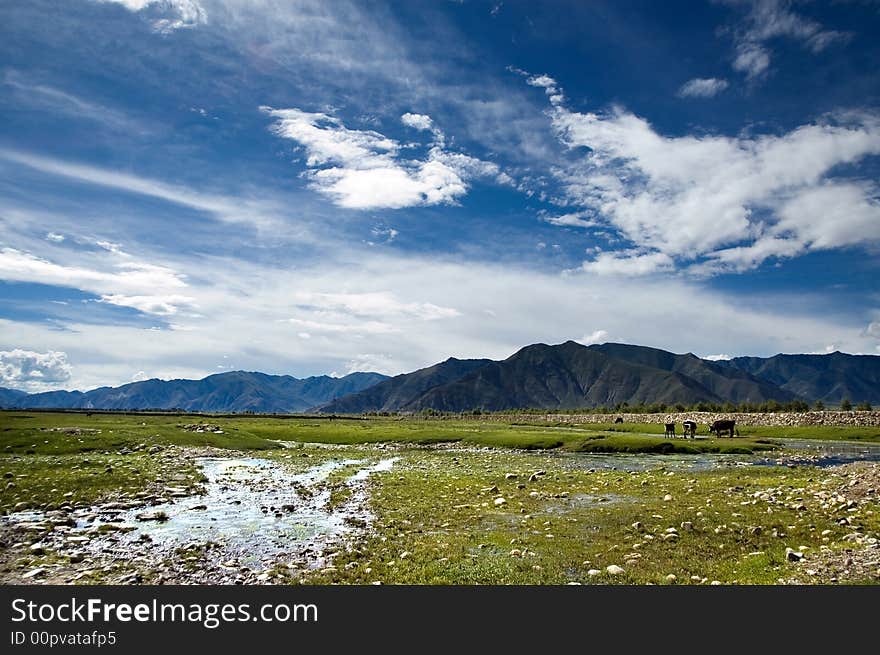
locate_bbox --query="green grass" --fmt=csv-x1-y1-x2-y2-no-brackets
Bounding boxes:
300,449,878,585
0,412,786,455
0,451,202,513
544,421,880,443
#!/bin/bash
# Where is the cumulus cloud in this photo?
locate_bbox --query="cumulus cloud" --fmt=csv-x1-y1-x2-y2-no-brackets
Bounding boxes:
263,107,500,209
723,0,851,79
94,0,207,32
677,77,729,98
579,329,608,346
0,349,72,392
539,84,880,274
401,113,434,131
703,353,732,361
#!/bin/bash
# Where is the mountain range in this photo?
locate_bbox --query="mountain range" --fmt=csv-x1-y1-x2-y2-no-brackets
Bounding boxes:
0,371,387,413
1,342,878,413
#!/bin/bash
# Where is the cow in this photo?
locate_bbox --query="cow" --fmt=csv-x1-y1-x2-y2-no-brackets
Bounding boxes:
614,417,624,424
708,419,738,437
682,420,697,438
664,422,676,438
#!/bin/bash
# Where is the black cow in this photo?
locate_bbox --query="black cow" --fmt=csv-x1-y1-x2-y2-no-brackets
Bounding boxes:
614,417,624,424
682,420,697,438
664,422,676,438
708,419,738,437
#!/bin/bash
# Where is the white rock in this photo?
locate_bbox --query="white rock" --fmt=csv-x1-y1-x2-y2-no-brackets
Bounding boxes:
494,497,507,506
606,564,625,575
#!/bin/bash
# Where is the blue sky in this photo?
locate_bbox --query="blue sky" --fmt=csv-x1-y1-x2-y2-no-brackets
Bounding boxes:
1,0,879,391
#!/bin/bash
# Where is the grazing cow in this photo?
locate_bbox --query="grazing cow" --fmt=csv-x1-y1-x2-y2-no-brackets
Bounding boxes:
664,422,676,438
682,420,697,438
708,419,738,437
614,417,624,424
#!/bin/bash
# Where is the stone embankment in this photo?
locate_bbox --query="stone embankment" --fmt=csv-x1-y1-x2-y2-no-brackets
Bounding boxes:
476,411,880,428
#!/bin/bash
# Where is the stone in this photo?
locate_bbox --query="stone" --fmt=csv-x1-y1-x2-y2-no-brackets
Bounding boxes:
505,473,518,480
785,548,804,562
663,494,673,502
665,574,677,583
631,521,643,531
680,521,694,532
494,497,507,506
135,511,169,522
509,549,522,558
587,569,601,576
22,568,45,579
606,565,625,575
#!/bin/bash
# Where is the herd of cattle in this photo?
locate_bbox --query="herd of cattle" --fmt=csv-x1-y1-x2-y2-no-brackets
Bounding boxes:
613,416,739,438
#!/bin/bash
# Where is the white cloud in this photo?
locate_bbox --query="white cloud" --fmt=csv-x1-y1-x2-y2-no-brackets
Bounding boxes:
94,0,207,32
99,293,197,316
0,349,72,392
581,251,675,277
677,77,729,98
45,232,65,243
285,317,397,335
703,353,732,361
401,113,434,131
131,370,149,382
263,107,499,209
292,290,459,321
724,0,851,79
543,88,880,273
0,247,193,316
541,211,598,229
579,329,608,346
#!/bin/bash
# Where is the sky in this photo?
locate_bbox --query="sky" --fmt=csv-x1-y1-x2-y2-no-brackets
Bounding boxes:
1,0,879,392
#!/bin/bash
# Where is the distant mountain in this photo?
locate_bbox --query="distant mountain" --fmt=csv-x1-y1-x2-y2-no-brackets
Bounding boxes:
717,352,880,405
318,342,880,413
318,357,493,413
585,343,796,404
0,371,388,413
4,343,878,415
0,387,27,407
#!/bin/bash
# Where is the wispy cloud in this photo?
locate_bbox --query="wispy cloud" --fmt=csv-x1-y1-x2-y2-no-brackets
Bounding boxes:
0,149,288,232
722,0,851,79
263,107,501,209
93,0,207,33
2,70,147,133
677,77,729,98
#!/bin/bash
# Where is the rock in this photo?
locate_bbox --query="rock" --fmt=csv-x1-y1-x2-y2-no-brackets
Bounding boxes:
665,574,677,583
663,533,680,542
400,551,412,559
631,521,644,531
587,569,601,576
509,549,523,558
663,494,673,502
710,580,722,586
22,568,45,579
749,526,763,536
680,521,694,532
494,497,507,506
606,565,625,575
136,511,169,522
505,473,518,480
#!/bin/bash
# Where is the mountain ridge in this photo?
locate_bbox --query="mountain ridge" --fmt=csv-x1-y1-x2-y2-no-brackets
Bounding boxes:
3,342,878,414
